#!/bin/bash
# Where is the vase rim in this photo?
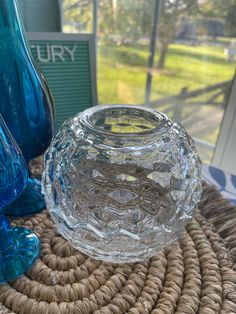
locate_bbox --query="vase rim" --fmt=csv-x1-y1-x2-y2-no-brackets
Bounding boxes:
78,105,173,138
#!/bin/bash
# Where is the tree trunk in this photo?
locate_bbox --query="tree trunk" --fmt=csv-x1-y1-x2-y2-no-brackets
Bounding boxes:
157,42,169,69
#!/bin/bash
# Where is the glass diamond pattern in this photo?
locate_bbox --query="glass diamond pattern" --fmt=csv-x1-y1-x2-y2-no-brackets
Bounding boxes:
42,105,202,263
108,188,138,204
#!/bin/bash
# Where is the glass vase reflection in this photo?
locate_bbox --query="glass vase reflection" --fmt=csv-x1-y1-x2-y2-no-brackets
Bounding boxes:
0,0,55,216
0,115,40,283
43,105,202,263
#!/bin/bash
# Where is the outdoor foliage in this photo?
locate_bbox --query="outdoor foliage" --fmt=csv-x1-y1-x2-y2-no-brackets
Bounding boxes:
63,0,236,69
157,0,198,69
61,0,236,162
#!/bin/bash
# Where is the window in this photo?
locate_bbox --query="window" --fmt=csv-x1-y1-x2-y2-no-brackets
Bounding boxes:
95,0,236,165
52,1,236,169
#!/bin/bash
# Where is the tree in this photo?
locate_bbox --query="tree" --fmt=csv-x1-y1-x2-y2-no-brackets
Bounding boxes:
62,0,155,44
198,0,225,18
99,0,155,45
198,0,236,37
157,0,198,69
62,0,93,33
225,2,236,37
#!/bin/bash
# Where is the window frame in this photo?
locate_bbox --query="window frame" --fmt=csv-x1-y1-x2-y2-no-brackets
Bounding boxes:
213,74,236,174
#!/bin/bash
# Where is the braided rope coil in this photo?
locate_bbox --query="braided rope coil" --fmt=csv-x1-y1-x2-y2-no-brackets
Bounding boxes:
0,184,236,314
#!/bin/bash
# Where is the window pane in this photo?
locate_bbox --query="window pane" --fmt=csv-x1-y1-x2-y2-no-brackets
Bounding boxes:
61,0,93,33
97,0,236,164
97,0,155,104
151,1,236,164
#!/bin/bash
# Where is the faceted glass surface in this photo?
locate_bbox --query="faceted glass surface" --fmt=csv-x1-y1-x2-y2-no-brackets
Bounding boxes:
0,0,55,162
42,105,202,263
0,115,40,283
0,0,55,216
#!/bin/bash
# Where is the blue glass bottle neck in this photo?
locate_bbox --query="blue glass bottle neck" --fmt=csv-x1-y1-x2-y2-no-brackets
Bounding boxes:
0,0,28,48
0,1,55,161
0,1,19,29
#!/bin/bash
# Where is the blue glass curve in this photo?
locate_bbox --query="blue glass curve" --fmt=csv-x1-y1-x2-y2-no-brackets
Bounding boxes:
0,0,54,162
0,0,55,216
0,114,28,205
4,177,46,216
0,115,40,284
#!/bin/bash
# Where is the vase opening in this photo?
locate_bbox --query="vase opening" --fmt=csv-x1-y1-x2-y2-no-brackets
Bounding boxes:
85,105,169,136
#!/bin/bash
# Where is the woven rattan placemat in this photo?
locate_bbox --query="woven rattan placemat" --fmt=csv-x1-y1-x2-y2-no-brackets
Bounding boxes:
0,183,236,314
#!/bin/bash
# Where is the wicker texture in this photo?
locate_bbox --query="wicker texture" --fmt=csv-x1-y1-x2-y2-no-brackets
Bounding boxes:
0,183,236,314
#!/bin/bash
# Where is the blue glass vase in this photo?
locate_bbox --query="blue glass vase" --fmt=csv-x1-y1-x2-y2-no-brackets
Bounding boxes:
0,115,40,283
0,0,55,216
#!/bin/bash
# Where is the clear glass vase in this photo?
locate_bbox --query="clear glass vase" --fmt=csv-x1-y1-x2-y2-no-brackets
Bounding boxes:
43,105,202,263
0,0,55,216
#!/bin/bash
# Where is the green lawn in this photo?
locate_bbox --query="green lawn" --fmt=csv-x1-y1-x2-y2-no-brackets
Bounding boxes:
97,43,234,104
97,42,235,163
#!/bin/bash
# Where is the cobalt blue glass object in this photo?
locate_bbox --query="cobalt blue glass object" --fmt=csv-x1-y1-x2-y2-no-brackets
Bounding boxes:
0,0,55,216
0,115,40,284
